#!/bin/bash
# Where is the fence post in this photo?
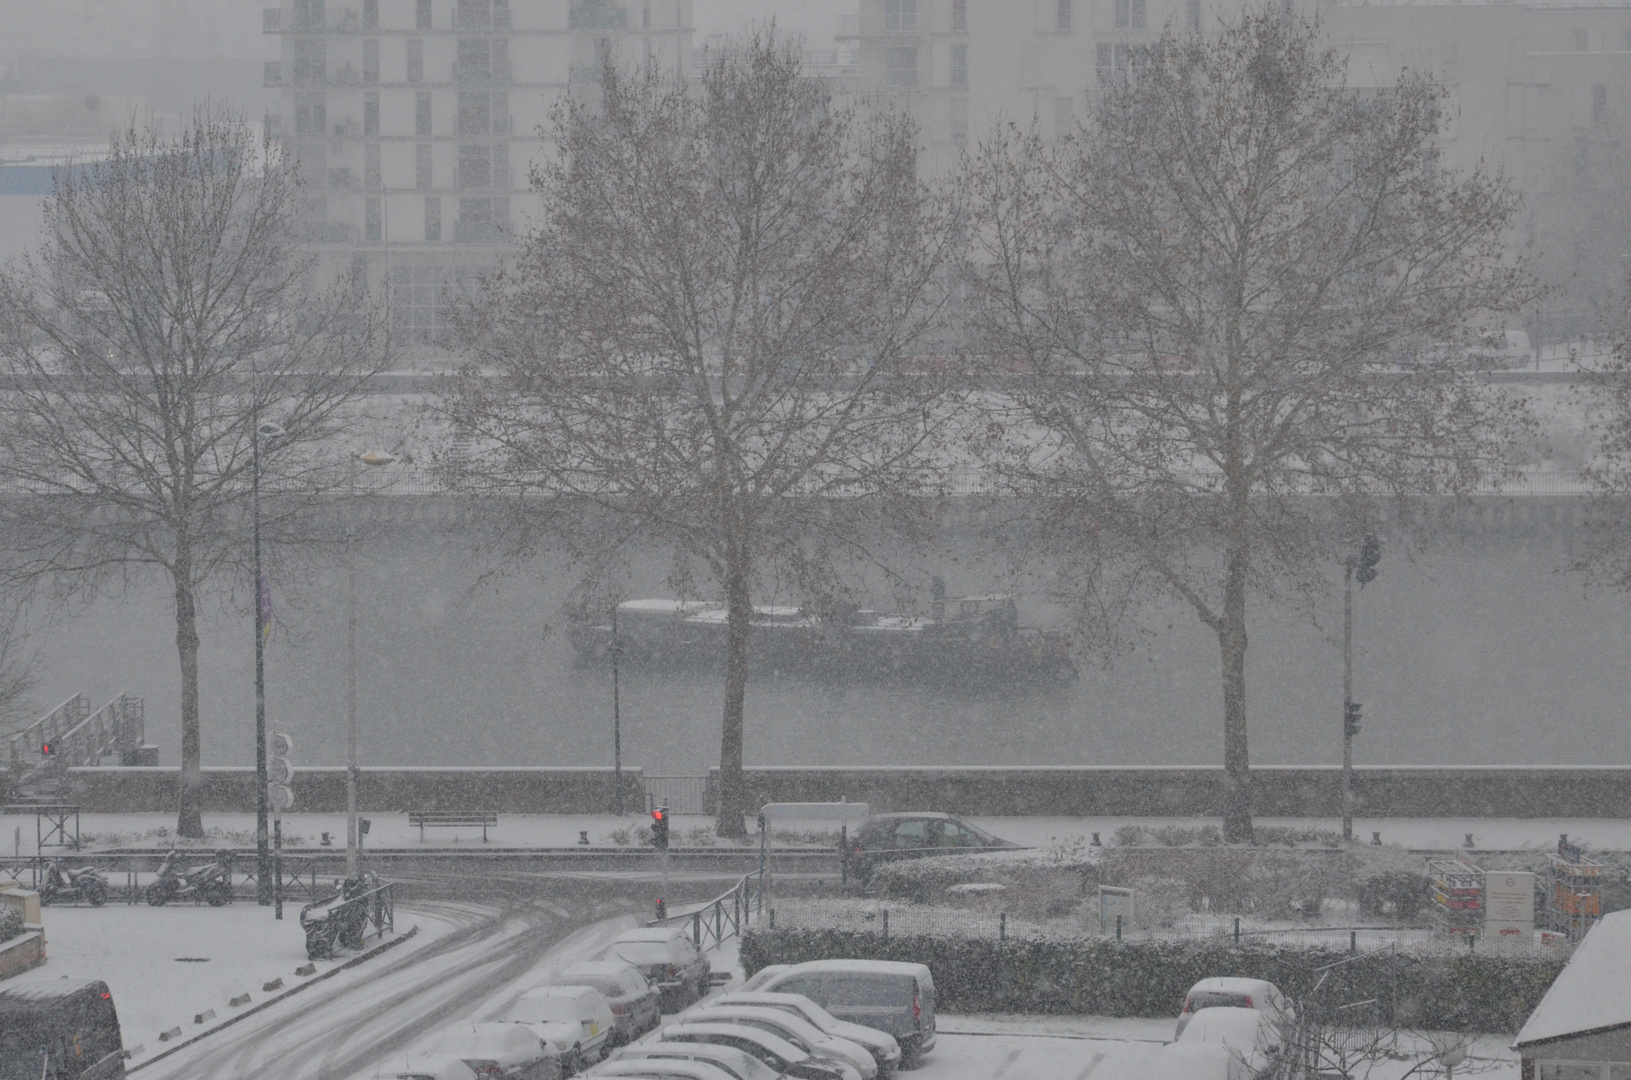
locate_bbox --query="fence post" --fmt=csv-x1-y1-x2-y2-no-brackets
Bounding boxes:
999,912,1006,942
769,908,775,929
1350,930,1357,955
1234,917,1240,945
693,910,702,948
882,909,888,941
1115,914,1122,942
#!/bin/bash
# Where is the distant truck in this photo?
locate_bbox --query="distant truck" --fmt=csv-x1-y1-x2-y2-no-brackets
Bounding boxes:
0,978,126,1079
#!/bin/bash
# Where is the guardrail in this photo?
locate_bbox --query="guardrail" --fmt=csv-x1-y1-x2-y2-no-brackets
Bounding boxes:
652,872,758,954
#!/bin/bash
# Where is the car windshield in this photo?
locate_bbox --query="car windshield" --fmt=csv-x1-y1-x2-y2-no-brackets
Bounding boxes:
1189,991,1254,1012
826,976,916,1006
510,997,581,1023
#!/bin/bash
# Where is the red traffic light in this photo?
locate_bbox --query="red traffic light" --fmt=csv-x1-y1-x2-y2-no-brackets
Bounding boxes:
651,809,665,822
40,742,52,756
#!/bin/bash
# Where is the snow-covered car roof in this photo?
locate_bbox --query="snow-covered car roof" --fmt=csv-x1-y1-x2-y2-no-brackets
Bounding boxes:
659,1021,807,1059
613,927,691,943
1516,910,1631,1047
421,1022,550,1064
613,1041,784,1080
738,965,788,991
1184,977,1283,1000
1176,1006,1272,1054
592,1060,740,1080
382,1054,479,1080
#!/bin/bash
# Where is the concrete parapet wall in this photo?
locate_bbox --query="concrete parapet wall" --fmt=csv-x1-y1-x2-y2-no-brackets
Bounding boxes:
60,764,1631,818
66,766,644,814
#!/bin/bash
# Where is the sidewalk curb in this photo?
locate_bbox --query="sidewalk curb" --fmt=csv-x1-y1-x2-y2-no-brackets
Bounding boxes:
127,924,421,1072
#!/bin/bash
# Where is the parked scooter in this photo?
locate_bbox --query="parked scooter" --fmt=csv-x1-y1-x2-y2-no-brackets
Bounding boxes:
38,858,109,906
300,872,378,959
145,848,235,907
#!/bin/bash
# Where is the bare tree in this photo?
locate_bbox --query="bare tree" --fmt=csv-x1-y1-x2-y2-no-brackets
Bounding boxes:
444,32,949,835
0,110,391,836
959,9,1534,840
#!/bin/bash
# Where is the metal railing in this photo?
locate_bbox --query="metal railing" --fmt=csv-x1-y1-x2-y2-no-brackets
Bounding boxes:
646,775,710,816
652,873,757,954
0,851,334,906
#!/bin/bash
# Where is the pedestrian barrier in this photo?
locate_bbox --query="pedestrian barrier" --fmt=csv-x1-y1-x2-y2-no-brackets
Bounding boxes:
650,872,757,953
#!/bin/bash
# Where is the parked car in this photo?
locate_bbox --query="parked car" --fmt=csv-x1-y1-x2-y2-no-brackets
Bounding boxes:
543,961,662,1045
737,966,788,993
0,979,126,1080
679,1006,874,1079
601,928,711,1011
1174,978,1293,1040
419,1022,561,1080
1174,1006,1283,1078
586,1060,739,1080
650,1022,851,1080
745,961,936,1068
506,986,616,1072
844,814,1017,880
704,992,901,1077
602,1043,782,1080
388,1057,481,1080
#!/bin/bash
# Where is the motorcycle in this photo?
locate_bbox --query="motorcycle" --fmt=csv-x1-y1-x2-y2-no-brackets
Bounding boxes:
300,873,378,959
145,848,235,907
38,859,108,906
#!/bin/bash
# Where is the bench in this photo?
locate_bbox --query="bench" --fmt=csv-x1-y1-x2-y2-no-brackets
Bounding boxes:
407,810,498,842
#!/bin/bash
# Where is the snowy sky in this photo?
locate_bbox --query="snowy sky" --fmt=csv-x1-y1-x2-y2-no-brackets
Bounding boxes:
692,0,853,44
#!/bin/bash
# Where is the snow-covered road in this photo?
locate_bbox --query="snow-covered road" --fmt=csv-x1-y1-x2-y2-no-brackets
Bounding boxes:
129,897,640,1080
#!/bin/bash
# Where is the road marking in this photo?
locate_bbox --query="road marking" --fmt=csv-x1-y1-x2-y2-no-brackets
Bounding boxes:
1074,1052,1105,1079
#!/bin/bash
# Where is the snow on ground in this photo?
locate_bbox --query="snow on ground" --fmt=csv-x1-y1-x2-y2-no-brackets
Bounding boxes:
24,898,467,1060
17,811,1631,857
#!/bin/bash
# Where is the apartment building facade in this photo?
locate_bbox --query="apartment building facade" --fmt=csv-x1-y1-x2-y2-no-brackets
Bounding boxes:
265,0,691,350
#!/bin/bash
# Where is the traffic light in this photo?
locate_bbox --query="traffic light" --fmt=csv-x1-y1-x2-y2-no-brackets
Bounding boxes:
40,742,53,757
655,898,666,922
1344,702,1363,739
1355,534,1382,587
650,807,670,852
268,732,295,814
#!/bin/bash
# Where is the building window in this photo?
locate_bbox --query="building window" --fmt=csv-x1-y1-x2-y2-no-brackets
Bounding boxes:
1115,0,1145,29
364,93,380,135
416,143,433,188
417,0,433,29
425,197,442,241
1594,83,1609,124
364,39,380,82
363,0,378,28
365,143,381,189
457,37,492,83
951,43,967,88
884,46,917,86
407,39,424,82
293,38,326,83
458,92,491,134
1055,96,1075,139
884,0,916,33
456,197,497,240
293,0,325,29
492,142,509,188
1576,29,1590,51
391,264,449,345
1097,42,1135,84
294,93,327,135
570,0,629,29
491,91,510,133
1057,0,1071,31
643,0,652,29
458,143,492,188
950,96,968,145
365,198,382,241
952,0,966,32
416,92,433,136
1187,0,1200,30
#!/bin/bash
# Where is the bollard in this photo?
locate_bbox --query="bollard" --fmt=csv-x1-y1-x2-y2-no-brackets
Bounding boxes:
769,908,775,929
1371,831,1382,846
1350,930,1357,955
999,912,1006,942
1091,832,1101,846
579,830,589,846
1234,917,1240,945
1116,914,1122,941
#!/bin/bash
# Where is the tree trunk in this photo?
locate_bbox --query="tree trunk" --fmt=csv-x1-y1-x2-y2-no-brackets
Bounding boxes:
716,551,752,838
173,558,204,838
1218,535,1253,843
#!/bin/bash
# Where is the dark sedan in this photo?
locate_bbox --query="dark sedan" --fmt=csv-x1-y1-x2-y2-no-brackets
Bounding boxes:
843,813,1019,881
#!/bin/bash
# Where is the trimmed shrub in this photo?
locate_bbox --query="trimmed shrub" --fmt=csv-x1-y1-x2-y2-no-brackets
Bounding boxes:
0,906,22,943
740,928,1564,1034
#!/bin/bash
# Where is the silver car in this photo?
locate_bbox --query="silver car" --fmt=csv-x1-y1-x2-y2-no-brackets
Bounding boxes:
747,962,936,1068
679,1006,875,1079
705,993,901,1077
601,1043,783,1080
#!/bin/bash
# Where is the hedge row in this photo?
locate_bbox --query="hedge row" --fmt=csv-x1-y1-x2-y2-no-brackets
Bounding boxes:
740,929,1565,1034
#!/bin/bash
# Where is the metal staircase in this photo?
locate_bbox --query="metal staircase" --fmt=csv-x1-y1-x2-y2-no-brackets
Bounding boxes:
4,693,147,804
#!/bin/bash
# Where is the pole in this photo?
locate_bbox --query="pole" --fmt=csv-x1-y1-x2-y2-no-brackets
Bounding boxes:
1342,558,1354,843
274,817,283,920
346,459,359,879
254,425,271,905
611,606,623,816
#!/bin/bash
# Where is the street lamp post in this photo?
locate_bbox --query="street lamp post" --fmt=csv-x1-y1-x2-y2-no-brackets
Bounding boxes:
253,419,285,905
1342,535,1381,843
610,604,623,815
347,450,395,880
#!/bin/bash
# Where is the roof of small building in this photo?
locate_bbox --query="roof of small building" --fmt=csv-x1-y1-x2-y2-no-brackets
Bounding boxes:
1515,911,1631,1048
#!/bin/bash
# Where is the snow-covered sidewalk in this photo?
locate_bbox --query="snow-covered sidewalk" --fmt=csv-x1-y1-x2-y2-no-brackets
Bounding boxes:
27,899,467,1063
